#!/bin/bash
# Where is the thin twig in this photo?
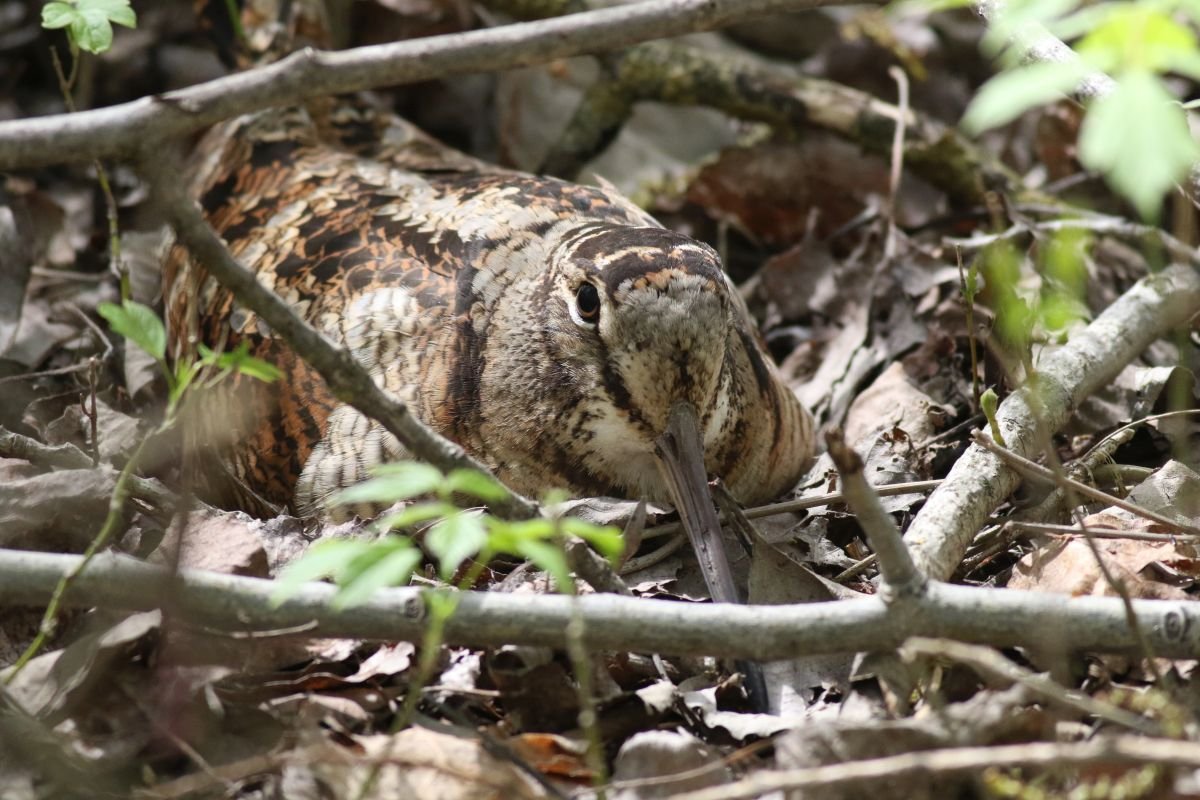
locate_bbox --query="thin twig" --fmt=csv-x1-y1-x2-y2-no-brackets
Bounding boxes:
643,480,943,539
900,638,1160,735
4,432,155,681
0,0,878,170
1007,520,1187,544
905,263,1200,581
956,249,982,410
825,429,924,596
883,64,909,261
832,553,877,584
970,430,1200,538
947,215,1200,268
670,736,1200,800
0,425,176,509
619,534,686,574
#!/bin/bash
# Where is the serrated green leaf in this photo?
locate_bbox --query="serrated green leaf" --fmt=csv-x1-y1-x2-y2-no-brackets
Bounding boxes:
41,2,78,29
1041,228,1089,297
233,355,282,382
484,517,555,552
72,9,113,53
82,0,136,27
1076,6,1195,75
333,546,421,608
97,299,166,361
962,61,1086,133
559,518,624,562
427,513,486,580
373,501,456,532
518,539,572,592
271,539,369,604
443,468,508,503
1038,289,1089,331
333,463,444,506
1078,70,1199,221
204,341,282,382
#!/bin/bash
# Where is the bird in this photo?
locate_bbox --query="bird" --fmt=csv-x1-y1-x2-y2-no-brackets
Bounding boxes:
162,94,814,601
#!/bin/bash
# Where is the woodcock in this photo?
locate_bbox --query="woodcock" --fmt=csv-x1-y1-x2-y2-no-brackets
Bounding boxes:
164,95,814,599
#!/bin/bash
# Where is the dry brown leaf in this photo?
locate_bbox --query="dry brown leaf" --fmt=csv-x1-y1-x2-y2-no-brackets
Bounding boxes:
508,732,591,780
844,361,952,447
611,730,731,799
317,728,551,799
1008,538,1190,600
347,642,416,683
151,508,270,578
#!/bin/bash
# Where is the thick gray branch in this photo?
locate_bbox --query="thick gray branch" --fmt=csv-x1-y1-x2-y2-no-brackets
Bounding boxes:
0,0,874,170
2,549,1199,660
906,263,1200,581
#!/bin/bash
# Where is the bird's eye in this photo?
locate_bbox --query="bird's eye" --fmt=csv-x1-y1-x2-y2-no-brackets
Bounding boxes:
575,282,601,324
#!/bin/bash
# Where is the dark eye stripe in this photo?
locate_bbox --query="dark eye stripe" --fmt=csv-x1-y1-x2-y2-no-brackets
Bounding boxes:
576,282,600,322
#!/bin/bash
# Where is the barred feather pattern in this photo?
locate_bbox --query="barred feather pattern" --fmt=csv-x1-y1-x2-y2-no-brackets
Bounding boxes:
164,97,814,518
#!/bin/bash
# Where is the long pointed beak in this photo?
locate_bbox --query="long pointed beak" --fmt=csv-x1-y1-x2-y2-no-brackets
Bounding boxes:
654,401,740,604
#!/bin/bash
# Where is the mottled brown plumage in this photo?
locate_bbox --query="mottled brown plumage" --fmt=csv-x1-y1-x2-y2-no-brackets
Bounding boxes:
164,97,814,528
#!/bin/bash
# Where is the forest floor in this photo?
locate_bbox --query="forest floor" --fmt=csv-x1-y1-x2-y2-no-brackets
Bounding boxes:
2,0,1200,798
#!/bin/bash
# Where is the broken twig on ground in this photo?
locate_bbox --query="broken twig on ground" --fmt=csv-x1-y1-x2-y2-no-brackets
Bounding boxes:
904,263,1200,581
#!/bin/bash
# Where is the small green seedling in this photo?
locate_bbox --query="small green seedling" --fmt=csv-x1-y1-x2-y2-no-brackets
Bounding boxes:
41,0,136,55
274,463,623,607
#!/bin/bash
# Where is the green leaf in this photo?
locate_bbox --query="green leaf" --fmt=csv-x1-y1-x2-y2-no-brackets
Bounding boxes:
1078,70,1199,220
1041,228,1089,297
1038,290,1089,331
200,341,282,382
981,387,1005,447
271,539,369,604
333,546,421,608
559,518,624,562
97,299,166,362
962,264,980,304
41,2,77,29
962,61,1086,133
373,501,456,532
443,469,508,503
333,462,445,506
83,0,137,27
426,513,486,580
1076,6,1195,75
72,9,113,53
484,517,555,553
517,539,572,592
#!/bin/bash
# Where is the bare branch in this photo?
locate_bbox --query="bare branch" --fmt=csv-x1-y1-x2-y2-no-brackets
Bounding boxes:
0,0,877,170
3,549,1200,661
825,429,925,596
905,263,1200,581
0,426,176,509
671,736,1200,800
899,638,1159,735
970,430,1200,538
